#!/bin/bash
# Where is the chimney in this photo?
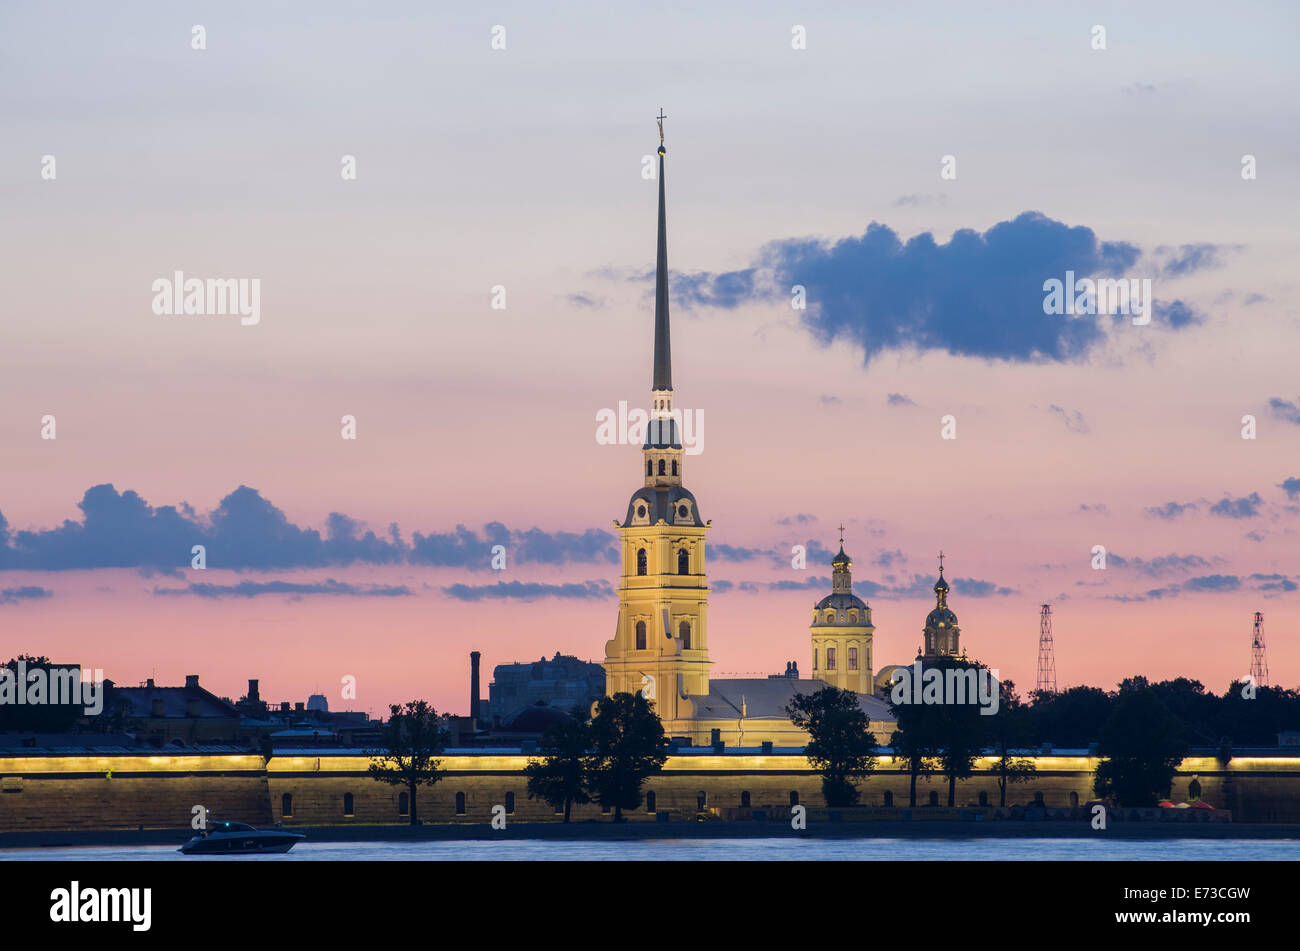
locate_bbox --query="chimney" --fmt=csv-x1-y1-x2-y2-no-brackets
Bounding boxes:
295,702,305,714
184,674,199,689
151,698,164,718
280,701,290,713
248,679,260,703
146,678,155,688
470,651,481,724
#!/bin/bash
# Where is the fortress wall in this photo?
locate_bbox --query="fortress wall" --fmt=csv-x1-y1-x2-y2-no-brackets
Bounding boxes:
0,774,271,832
1,753,1297,830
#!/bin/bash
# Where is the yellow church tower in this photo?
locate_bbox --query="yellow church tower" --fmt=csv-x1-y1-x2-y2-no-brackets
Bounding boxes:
809,532,875,694
603,114,712,724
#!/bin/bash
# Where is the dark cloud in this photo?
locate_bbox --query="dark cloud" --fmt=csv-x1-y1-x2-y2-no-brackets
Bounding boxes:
740,570,1015,600
712,580,734,594
672,211,1160,364
1145,501,1197,520
0,485,625,572
154,579,412,599
1105,552,1212,577
819,394,842,405
0,585,53,604
441,580,614,602
1078,503,1108,514
510,527,619,566
1105,584,1182,602
1048,404,1090,434
1279,477,1300,500
776,513,816,526
886,393,916,407
767,576,832,592
711,543,766,561
665,268,758,309
1270,398,1300,425
871,548,906,568
1155,243,1224,276
1182,574,1241,592
1249,573,1297,593
1152,299,1205,329
1209,493,1263,519
567,293,605,309
951,577,1018,597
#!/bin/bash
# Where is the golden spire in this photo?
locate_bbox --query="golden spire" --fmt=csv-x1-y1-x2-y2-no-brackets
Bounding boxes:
656,108,667,153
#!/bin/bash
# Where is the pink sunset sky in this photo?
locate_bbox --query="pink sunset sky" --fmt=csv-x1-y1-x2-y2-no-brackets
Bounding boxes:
1,2,1297,717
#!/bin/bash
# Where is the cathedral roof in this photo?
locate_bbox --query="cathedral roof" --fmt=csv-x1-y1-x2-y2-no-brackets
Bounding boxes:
814,591,869,613
692,678,895,723
622,485,704,527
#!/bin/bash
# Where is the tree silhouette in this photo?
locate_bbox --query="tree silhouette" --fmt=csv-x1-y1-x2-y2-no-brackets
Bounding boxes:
585,692,668,821
786,685,878,807
1093,687,1187,807
367,700,447,826
524,705,593,822
0,656,85,732
988,679,1036,807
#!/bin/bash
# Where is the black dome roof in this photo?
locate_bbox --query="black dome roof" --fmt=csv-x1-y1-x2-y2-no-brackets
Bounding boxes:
815,591,868,612
500,702,571,733
926,607,958,628
622,485,704,527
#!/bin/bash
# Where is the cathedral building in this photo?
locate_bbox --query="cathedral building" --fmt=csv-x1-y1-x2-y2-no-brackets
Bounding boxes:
601,120,897,746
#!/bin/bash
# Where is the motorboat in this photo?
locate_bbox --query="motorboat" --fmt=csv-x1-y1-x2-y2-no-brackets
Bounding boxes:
179,820,305,855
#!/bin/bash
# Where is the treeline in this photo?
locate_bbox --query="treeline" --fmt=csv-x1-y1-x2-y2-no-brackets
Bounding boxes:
1026,676,1299,749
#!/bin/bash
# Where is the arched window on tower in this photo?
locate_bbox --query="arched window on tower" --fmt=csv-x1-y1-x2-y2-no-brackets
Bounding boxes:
671,460,678,476
848,647,858,671
679,620,691,650
635,621,647,650
677,548,689,575
658,459,666,475
826,648,837,671
813,648,818,670
646,459,652,476
636,548,647,575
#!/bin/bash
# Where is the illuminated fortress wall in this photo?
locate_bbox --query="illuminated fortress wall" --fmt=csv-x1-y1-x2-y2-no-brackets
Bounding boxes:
2,752,1298,831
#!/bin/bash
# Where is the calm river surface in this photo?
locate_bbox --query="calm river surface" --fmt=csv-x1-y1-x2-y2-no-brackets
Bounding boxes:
4,838,1298,861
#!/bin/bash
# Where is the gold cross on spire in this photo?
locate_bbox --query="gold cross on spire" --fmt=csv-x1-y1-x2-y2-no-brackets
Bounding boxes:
657,108,667,145
938,549,945,573
838,523,845,546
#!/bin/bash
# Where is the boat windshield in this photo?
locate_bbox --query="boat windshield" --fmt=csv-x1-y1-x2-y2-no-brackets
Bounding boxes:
212,821,257,832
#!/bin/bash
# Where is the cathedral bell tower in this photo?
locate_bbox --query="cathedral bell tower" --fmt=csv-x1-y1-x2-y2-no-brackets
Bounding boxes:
809,530,875,694
603,112,712,724
921,553,961,659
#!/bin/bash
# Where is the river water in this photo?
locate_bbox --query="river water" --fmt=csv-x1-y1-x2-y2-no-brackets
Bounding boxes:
3,838,1298,861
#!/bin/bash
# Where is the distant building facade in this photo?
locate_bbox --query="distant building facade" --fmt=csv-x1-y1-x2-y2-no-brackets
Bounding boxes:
482,653,605,724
